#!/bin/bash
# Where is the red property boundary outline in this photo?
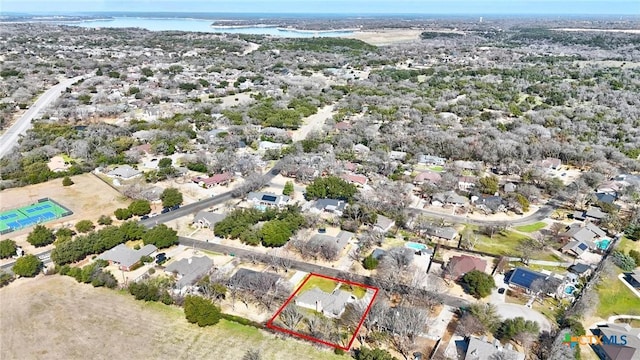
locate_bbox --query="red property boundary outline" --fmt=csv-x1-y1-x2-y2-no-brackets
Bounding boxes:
266,273,379,351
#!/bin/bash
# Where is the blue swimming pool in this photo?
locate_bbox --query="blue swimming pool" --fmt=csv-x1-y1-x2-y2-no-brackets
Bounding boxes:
405,242,427,251
255,205,268,212
596,238,611,250
564,285,576,295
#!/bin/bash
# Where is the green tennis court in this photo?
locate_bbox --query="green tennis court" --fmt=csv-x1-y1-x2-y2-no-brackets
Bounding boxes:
0,199,72,234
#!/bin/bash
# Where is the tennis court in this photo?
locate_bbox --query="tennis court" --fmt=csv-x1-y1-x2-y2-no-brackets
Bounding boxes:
0,198,72,234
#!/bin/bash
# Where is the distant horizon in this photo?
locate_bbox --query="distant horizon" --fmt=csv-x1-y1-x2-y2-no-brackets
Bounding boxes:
1,0,638,16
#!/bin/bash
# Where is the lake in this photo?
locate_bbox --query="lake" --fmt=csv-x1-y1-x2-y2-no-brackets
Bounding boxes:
69,17,354,37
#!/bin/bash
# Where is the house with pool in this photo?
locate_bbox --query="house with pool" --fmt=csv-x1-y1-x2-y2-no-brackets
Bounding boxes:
560,222,610,258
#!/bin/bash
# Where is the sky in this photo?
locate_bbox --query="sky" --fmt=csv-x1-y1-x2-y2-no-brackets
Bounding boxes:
1,0,638,15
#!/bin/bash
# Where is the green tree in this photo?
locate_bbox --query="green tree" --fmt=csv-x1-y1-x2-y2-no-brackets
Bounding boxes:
461,270,496,298
12,254,43,277
514,193,530,212
95,68,103,76
260,220,293,247
354,347,397,360
114,208,133,220
161,187,183,208
612,251,637,271
283,181,294,196
26,225,55,247
478,175,499,195
142,224,178,249
75,220,95,233
0,270,14,287
628,250,640,267
62,176,74,186
158,157,172,168
184,295,221,327
0,239,17,259
141,67,153,77
304,176,358,201
362,254,379,270
497,317,540,340
468,303,501,333
128,199,151,216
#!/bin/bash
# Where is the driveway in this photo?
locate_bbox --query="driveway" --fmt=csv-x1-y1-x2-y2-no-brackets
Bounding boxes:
495,303,551,332
488,274,507,304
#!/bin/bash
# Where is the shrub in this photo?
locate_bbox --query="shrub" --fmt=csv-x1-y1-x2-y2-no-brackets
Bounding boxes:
75,220,95,233
114,208,133,220
0,239,17,259
461,270,496,299
97,215,113,225
26,225,55,247
612,251,637,271
13,255,43,277
362,254,379,270
62,176,74,186
184,295,221,327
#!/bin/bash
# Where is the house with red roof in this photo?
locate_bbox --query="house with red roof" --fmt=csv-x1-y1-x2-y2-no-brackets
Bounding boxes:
444,255,487,280
192,172,233,188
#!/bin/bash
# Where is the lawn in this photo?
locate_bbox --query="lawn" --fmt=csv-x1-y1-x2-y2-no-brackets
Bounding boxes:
428,165,444,172
468,226,558,261
616,236,639,253
298,274,368,299
1,276,348,360
596,273,640,318
299,275,338,294
514,222,547,233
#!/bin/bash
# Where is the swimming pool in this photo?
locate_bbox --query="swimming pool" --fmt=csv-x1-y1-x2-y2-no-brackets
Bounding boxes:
564,285,576,295
255,205,268,212
596,238,611,250
405,242,427,251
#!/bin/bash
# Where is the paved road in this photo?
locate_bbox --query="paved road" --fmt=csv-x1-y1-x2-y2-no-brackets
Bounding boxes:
0,76,85,159
139,164,283,228
408,200,560,226
180,237,470,309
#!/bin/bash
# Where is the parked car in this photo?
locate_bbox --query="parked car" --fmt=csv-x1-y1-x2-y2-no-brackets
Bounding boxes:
161,207,170,214
140,215,149,220
155,253,167,264
170,204,180,211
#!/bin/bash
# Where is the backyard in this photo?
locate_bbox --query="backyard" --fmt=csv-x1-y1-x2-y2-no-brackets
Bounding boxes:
514,222,547,233
468,226,560,262
298,274,367,299
595,237,640,318
0,276,348,360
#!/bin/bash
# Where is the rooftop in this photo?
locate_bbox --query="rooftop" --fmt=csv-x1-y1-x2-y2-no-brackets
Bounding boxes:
165,256,214,288
99,244,157,269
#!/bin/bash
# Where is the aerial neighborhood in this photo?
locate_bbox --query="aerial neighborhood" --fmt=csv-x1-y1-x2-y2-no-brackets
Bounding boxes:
0,11,639,360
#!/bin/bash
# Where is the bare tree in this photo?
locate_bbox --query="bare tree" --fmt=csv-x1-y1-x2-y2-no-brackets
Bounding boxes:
242,349,262,360
279,305,304,330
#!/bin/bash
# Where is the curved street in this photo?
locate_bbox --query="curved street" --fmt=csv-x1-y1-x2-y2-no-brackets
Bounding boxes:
0,75,86,159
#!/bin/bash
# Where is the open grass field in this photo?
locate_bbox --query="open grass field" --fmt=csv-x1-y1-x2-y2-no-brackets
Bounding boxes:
470,228,558,261
0,276,347,360
514,222,547,233
595,275,640,318
298,274,367,299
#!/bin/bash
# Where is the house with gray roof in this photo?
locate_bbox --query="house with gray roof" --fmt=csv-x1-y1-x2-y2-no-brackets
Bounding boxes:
463,336,525,360
228,268,282,291
99,243,157,271
560,223,606,257
295,288,356,318
423,226,458,241
165,256,214,294
573,206,607,222
309,230,354,252
432,191,468,206
374,215,395,233
311,198,348,216
193,211,226,229
107,165,142,180
247,192,290,208
417,155,446,166
591,323,640,360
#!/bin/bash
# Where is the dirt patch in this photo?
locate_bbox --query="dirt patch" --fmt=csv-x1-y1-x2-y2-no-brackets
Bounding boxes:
0,276,347,360
344,29,424,46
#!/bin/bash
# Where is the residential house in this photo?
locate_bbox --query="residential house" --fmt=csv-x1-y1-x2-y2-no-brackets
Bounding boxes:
572,206,608,222
444,255,488,280
228,268,282,291
432,191,469,207
295,288,356,318
568,263,593,278
310,198,348,216
247,192,290,208
595,192,617,205
334,121,352,131
258,141,284,151
131,143,152,155
454,160,481,171
375,215,395,233
591,323,640,360
192,173,233,188
192,211,226,230
389,151,407,161
140,186,163,202
353,144,370,154
463,336,525,360
422,226,458,242
507,267,561,294
165,256,214,294
475,195,507,213
310,231,354,252
370,248,386,260
342,173,368,186
503,182,517,193
99,244,157,271
414,171,442,185
458,176,476,191
418,155,446,166
107,165,142,180
560,223,606,257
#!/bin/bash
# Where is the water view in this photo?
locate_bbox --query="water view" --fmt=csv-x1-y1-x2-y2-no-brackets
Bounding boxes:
69,17,354,37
